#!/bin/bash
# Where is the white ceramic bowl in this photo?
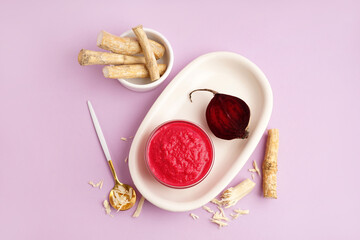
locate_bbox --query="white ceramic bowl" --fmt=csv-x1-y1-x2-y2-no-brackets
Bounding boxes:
118,28,174,92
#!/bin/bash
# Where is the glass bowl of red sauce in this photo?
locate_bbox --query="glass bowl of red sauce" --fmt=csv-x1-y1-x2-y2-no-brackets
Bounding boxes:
145,120,214,189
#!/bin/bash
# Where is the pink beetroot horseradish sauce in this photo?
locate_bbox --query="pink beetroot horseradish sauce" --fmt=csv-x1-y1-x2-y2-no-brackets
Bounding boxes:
146,120,214,188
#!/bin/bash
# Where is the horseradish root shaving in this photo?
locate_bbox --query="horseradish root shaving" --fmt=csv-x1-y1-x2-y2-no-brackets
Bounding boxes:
88,181,96,187
234,209,249,215
103,64,167,79
132,25,160,81
219,179,256,208
203,203,250,228
262,129,279,198
97,30,165,59
132,196,145,218
211,219,228,228
211,198,222,206
109,185,132,211
190,213,199,220
88,180,103,189
103,200,113,217
216,207,229,221
121,136,133,141
211,206,229,228
253,160,261,176
230,209,249,219
203,205,215,214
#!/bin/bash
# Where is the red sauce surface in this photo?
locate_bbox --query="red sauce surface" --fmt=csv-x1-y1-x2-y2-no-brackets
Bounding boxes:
146,121,213,188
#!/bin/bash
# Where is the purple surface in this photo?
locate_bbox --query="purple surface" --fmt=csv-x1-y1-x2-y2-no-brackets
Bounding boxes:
1,0,359,239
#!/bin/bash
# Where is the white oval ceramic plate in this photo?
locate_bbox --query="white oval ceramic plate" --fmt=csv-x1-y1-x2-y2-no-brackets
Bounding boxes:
128,52,273,212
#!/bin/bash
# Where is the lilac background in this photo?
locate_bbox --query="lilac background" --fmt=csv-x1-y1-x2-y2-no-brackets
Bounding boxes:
1,0,359,239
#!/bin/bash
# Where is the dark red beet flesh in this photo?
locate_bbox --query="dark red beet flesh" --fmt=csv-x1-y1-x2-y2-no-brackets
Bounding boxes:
189,89,250,140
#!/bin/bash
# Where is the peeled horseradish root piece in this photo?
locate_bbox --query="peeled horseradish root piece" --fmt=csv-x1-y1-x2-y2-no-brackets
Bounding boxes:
189,89,250,140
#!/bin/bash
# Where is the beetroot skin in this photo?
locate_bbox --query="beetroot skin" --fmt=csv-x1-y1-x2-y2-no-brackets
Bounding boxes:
189,89,250,140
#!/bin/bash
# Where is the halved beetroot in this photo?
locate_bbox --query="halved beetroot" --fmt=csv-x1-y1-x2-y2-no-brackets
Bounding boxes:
189,89,250,140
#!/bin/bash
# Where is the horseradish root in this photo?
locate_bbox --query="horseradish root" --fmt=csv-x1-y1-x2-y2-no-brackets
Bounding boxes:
97,30,165,59
262,129,279,199
132,25,160,81
103,64,167,79
79,26,169,84
220,179,255,208
78,49,145,65
132,196,145,218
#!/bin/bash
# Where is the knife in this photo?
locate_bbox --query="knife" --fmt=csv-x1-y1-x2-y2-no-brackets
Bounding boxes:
87,101,112,161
